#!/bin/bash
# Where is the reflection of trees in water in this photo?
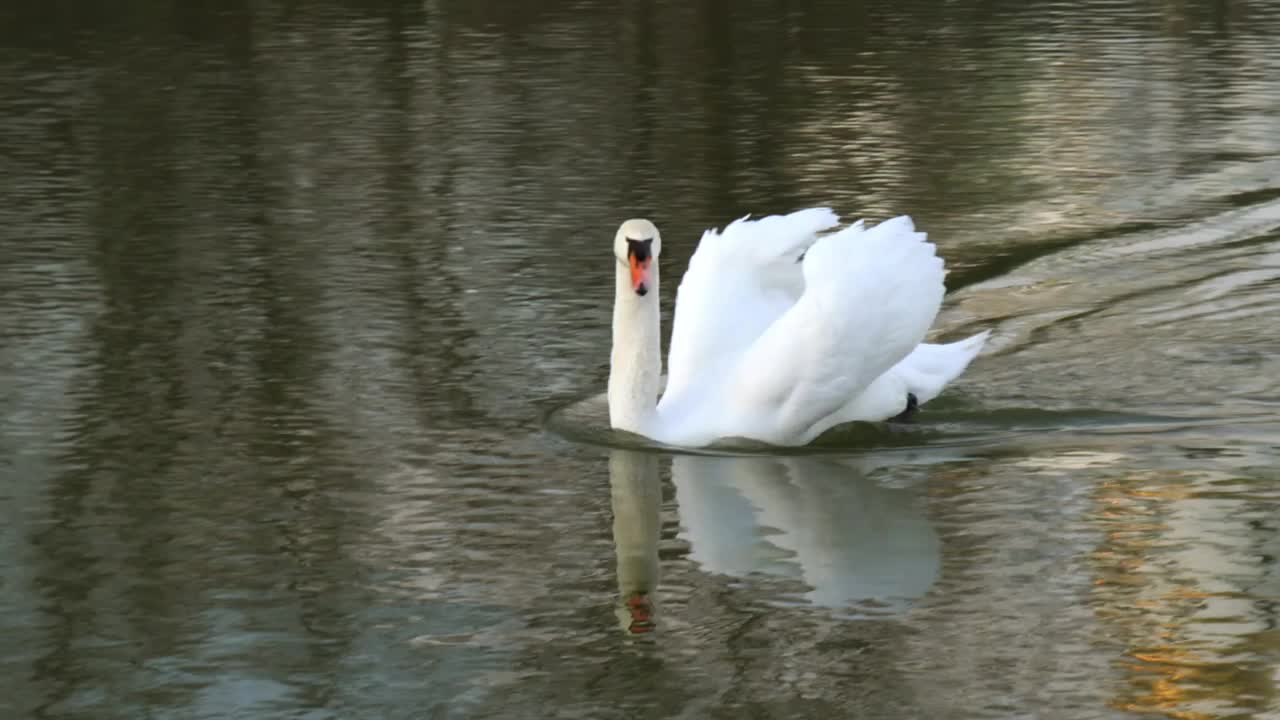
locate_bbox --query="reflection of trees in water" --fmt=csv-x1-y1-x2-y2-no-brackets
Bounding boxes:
16,8,377,712
27,14,215,712
889,453,1280,719
1085,468,1279,717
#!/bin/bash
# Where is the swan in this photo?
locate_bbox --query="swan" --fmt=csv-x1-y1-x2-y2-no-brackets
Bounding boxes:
608,207,989,448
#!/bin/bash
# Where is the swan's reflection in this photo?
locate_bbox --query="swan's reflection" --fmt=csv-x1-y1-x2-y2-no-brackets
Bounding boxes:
608,449,662,634
673,454,942,612
607,448,945,628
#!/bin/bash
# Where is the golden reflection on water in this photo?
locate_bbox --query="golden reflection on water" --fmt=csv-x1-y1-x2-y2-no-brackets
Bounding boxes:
1089,470,1278,718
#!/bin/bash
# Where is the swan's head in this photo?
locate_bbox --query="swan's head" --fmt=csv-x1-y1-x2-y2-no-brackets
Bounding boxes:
614,219,661,297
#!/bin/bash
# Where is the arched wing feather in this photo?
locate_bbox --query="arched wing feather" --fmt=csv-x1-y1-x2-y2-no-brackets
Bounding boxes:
662,208,841,404
725,216,946,440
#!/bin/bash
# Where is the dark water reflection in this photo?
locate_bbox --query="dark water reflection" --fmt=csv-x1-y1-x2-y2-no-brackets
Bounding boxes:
2,1,1279,718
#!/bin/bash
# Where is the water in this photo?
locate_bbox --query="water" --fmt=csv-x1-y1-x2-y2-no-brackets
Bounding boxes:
2,1,1278,718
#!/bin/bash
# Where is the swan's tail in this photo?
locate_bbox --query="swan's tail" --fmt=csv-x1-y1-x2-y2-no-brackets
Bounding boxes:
894,330,991,405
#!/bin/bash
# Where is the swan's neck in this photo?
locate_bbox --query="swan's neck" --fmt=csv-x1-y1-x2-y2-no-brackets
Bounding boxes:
609,262,661,434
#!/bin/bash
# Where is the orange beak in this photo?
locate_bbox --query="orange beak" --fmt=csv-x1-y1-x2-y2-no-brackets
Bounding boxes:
629,255,652,296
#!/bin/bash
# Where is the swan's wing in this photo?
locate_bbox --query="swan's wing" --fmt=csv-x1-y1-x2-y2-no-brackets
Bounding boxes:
728,216,946,440
891,330,990,404
815,329,992,430
663,208,841,403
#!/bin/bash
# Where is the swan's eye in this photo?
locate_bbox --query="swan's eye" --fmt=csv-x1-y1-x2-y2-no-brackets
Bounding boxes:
626,237,653,262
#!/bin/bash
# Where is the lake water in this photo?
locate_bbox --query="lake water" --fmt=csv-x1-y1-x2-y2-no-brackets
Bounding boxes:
2,1,1279,718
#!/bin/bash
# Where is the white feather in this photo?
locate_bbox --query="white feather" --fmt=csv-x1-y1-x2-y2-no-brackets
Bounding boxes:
664,208,840,403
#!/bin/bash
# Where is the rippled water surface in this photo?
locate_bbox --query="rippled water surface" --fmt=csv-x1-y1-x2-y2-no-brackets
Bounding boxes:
2,1,1279,718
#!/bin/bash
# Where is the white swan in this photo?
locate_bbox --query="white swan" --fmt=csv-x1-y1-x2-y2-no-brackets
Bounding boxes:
608,208,989,448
